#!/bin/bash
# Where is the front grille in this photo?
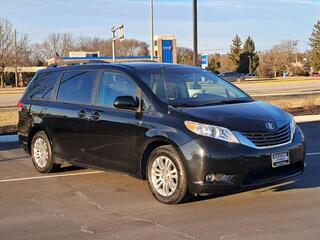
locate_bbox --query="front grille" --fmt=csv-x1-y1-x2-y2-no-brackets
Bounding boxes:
241,124,291,147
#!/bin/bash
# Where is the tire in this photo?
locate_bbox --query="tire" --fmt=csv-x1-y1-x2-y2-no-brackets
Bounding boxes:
31,131,60,173
146,145,189,204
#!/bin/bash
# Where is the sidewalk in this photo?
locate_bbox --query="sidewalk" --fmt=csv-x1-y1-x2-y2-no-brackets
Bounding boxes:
294,115,320,123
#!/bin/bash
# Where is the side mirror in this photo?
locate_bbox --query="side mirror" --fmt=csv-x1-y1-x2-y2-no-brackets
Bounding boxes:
113,96,138,110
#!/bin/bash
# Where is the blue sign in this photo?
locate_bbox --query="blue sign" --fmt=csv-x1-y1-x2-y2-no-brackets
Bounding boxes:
162,40,173,63
201,54,208,68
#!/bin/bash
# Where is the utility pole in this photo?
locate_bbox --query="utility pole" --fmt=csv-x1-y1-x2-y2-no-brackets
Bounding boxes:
150,0,154,61
248,55,252,75
14,29,18,87
111,24,124,62
192,0,198,66
112,28,116,62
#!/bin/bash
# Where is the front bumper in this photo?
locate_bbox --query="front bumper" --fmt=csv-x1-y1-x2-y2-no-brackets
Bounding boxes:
180,126,305,194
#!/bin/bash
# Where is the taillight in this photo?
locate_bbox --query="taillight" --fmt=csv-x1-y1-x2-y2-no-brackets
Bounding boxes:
17,101,24,111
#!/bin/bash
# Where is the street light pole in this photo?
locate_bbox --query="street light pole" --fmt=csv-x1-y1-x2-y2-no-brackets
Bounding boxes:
111,24,124,62
150,0,154,61
192,0,198,66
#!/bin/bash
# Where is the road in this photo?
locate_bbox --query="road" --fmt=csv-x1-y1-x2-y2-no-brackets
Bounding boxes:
1,79,319,107
0,94,21,107
238,79,320,96
0,122,319,240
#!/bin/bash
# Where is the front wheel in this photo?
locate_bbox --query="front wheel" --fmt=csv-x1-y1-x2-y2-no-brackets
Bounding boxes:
31,131,60,173
147,145,189,204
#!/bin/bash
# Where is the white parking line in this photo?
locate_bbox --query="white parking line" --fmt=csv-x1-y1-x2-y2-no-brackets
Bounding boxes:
306,152,320,156
0,170,104,183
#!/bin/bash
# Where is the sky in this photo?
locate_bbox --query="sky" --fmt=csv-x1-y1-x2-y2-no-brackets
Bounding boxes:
0,0,319,54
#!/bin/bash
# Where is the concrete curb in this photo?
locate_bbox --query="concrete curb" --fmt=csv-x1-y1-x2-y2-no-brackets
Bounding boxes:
294,115,320,123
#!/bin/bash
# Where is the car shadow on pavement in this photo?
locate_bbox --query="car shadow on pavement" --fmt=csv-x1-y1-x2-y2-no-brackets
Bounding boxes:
268,155,320,192
56,165,84,172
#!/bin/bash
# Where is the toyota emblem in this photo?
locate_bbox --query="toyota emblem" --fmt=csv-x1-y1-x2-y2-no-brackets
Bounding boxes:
265,122,275,130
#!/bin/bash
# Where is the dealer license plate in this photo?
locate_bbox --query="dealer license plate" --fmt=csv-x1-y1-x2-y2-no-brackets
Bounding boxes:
271,152,290,168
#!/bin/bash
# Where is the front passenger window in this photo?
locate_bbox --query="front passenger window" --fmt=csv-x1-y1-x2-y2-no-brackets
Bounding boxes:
98,71,138,108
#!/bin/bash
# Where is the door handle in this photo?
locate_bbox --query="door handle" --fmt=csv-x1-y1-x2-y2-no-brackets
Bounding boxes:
90,111,101,121
78,109,88,119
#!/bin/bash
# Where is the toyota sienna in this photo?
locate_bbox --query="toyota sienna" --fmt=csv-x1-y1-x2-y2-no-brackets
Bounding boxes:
18,62,305,204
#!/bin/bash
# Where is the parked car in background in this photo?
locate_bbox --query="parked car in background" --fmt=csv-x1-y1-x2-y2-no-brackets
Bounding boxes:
18,62,305,204
312,71,320,77
219,72,245,82
244,73,257,78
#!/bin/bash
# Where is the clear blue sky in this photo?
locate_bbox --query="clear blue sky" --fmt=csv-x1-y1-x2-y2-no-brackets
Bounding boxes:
0,0,319,53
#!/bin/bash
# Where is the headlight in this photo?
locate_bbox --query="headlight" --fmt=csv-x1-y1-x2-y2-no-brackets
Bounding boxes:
184,121,239,143
290,115,296,139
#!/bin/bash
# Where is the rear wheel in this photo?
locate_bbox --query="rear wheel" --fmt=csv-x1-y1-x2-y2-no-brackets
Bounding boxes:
31,131,60,173
147,145,189,204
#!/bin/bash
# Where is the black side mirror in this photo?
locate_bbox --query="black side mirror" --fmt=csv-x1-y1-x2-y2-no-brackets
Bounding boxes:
113,96,138,110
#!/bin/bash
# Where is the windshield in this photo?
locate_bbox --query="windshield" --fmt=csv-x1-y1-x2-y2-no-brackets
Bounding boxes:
136,66,252,107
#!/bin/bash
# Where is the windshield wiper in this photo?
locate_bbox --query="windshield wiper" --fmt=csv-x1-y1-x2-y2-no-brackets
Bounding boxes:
189,99,251,107
171,103,201,108
218,99,251,104
171,99,251,108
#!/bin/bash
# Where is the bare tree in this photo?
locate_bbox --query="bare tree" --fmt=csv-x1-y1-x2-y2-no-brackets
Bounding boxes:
116,39,149,56
0,18,14,87
219,54,236,72
41,33,75,60
256,52,270,77
177,47,193,65
76,36,109,53
29,43,45,65
256,40,298,77
0,18,30,87
74,37,149,57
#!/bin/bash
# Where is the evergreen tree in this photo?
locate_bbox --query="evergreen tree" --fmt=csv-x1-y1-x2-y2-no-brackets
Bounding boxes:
239,36,259,74
207,54,221,73
308,20,320,71
228,35,242,71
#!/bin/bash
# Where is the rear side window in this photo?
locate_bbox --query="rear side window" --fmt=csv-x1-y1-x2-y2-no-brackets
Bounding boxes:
27,71,61,99
57,71,98,105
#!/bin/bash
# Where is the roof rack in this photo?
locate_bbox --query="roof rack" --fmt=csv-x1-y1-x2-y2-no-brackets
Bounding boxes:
48,59,109,67
47,56,158,67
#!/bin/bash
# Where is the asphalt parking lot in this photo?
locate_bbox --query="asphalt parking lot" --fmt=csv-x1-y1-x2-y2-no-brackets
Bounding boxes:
0,122,319,240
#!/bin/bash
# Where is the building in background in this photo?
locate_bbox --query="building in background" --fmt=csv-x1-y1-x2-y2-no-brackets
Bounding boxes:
69,51,100,58
154,35,177,63
47,35,177,66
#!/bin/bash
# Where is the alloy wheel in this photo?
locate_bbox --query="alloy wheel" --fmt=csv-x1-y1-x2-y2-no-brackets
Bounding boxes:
151,156,178,197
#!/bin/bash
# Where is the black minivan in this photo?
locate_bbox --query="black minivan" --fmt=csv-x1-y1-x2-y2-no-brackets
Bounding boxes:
18,62,305,204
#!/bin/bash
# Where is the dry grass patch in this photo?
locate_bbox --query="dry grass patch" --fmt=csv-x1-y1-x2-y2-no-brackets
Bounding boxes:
0,109,18,127
268,97,320,111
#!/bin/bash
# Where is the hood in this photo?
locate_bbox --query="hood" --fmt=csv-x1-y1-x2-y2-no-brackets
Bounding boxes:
177,101,290,132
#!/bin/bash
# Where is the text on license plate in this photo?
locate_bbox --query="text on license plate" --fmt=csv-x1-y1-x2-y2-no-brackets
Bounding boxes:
271,152,290,168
